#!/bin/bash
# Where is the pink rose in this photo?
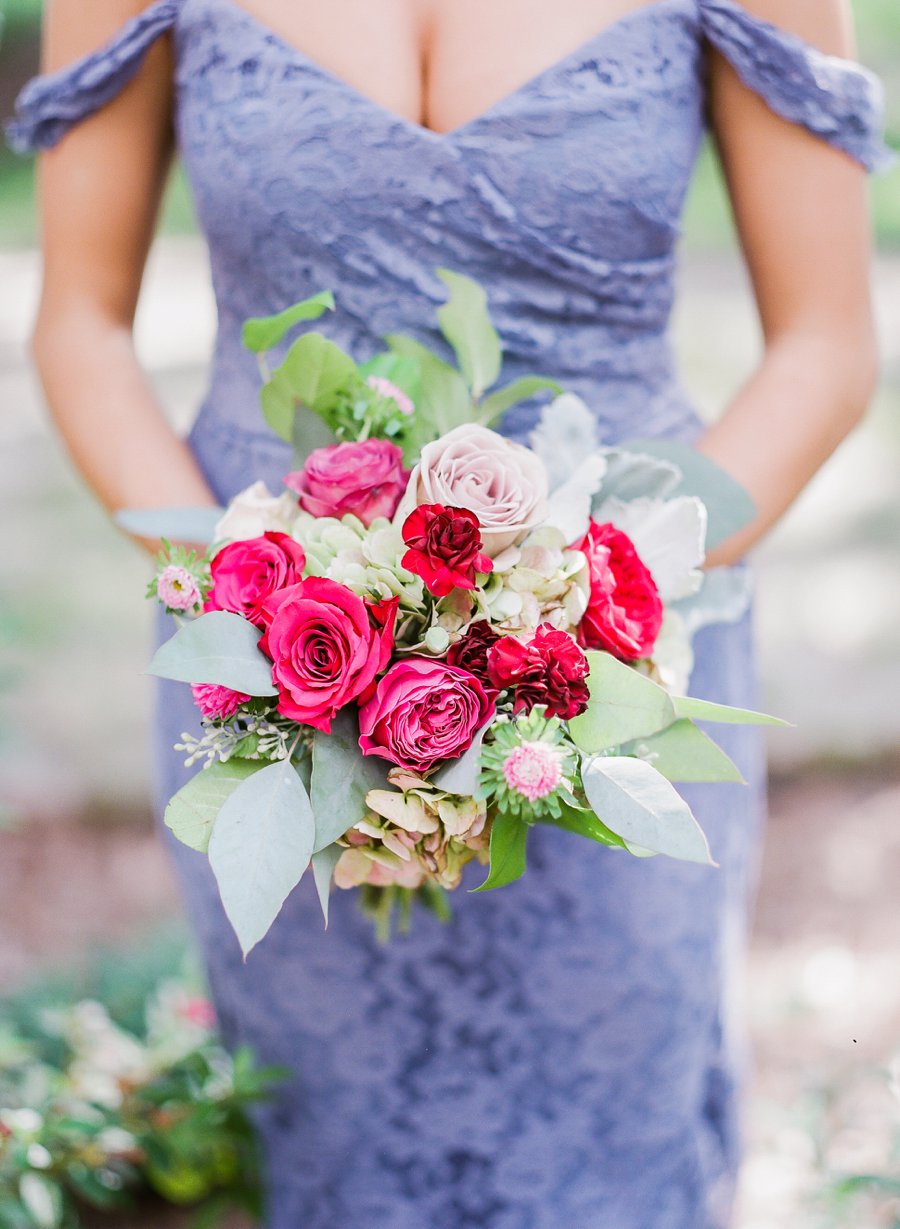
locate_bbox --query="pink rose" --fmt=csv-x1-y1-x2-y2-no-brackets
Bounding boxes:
358,658,496,776
259,578,397,732
397,424,548,555
204,532,306,627
285,440,407,526
574,521,663,661
191,682,251,721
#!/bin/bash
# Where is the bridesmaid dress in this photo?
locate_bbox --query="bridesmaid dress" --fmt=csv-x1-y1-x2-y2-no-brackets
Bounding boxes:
7,3,889,1225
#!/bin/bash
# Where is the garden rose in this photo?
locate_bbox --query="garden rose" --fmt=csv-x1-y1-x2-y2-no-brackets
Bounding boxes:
399,424,548,555
401,503,493,596
260,578,396,732
191,682,251,721
487,624,590,720
574,521,663,660
285,439,407,527
358,659,496,775
213,481,297,545
446,620,501,684
204,532,306,627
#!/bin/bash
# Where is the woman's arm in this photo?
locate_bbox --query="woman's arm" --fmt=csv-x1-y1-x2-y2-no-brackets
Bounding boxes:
31,0,217,544
700,0,878,565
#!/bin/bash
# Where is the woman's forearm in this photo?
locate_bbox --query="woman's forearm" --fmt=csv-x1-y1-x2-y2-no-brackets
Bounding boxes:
696,326,877,566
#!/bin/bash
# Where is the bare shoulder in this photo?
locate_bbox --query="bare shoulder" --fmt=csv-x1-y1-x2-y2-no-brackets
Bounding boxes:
42,0,170,70
726,0,855,56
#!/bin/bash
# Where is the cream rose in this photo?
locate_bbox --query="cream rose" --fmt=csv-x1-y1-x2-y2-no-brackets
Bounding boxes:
398,424,549,555
213,481,297,549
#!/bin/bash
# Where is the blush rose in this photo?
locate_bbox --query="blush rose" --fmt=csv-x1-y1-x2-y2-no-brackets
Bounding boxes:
285,439,407,527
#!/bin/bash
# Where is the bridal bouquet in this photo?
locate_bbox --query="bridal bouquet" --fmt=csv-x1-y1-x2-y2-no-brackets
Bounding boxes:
126,271,782,950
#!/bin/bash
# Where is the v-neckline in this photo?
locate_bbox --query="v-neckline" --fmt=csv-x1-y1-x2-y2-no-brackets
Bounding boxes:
199,0,686,141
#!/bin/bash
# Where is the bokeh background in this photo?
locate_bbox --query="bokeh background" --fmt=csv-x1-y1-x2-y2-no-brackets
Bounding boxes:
1,3,899,1225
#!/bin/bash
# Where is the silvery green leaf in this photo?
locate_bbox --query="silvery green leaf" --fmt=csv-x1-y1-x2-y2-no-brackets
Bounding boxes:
433,726,487,795
581,754,714,865
622,719,745,783
568,651,676,754
543,454,608,543
311,843,343,927
672,695,791,727
148,611,278,695
208,759,316,956
671,565,754,637
594,447,682,502
165,758,264,852
622,438,757,549
241,291,335,353
594,495,707,601
310,709,389,851
435,268,502,397
116,506,225,543
531,393,601,490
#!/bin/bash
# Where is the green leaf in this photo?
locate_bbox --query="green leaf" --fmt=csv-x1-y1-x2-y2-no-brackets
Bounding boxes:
621,719,745,783
435,268,502,397
260,332,357,441
432,727,486,795
208,759,317,956
242,291,335,353
621,437,757,549
148,611,277,696
310,709,389,851
164,758,264,852
311,843,342,927
538,801,628,850
672,695,791,727
115,506,224,543
358,351,422,402
472,810,529,892
292,399,339,470
478,375,563,425
385,333,473,447
567,651,676,754
581,755,714,865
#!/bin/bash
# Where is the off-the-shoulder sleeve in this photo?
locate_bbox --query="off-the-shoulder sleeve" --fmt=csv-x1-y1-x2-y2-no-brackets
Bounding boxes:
698,0,894,172
5,0,180,155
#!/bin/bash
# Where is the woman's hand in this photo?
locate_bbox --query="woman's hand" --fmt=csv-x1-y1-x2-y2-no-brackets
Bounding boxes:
31,0,217,553
700,0,878,566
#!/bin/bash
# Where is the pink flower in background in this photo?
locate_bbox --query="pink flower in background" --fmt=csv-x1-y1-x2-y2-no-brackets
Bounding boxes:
574,521,663,660
178,996,217,1030
204,531,306,627
358,658,495,775
260,578,396,732
365,374,414,416
285,439,407,526
502,742,564,802
191,682,251,721
157,565,201,612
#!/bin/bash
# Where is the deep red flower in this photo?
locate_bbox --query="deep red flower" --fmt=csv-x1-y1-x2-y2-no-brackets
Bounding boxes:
446,620,501,685
487,625,590,721
573,521,663,661
204,532,306,627
401,504,493,597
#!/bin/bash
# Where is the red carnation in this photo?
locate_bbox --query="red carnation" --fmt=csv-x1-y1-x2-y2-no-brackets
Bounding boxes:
573,521,663,661
205,532,306,627
401,504,493,598
487,625,590,721
446,620,501,685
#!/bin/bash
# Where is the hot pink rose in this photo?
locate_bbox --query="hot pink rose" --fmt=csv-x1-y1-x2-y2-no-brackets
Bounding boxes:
285,439,407,526
204,532,306,627
259,578,397,732
358,658,496,776
191,682,251,721
574,521,663,661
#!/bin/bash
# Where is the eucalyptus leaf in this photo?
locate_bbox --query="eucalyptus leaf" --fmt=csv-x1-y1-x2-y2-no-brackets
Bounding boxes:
478,375,562,426
310,709,389,851
164,758,264,853
115,506,225,544
472,809,529,892
621,719,745,784
311,843,343,927
672,695,791,727
581,754,714,865
435,268,502,397
538,802,628,850
567,651,676,754
241,291,335,353
622,438,757,549
432,727,487,795
260,332,357,441
208,759,317,956
148,611,277,695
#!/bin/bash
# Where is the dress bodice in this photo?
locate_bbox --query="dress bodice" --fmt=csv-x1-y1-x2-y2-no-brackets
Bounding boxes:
6,0,892,452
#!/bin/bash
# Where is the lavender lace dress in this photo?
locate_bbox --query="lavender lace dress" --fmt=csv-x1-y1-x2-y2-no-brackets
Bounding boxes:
8,3,889,1225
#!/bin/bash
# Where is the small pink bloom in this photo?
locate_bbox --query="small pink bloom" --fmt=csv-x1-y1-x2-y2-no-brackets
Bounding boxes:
365,375,414,416
502,742,564,802
157,565,201,612
179,996,217,1030
285,440,407,527
191,682,251,720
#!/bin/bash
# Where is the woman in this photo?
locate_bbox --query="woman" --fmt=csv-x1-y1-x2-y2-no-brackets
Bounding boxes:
7,2,889,1226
